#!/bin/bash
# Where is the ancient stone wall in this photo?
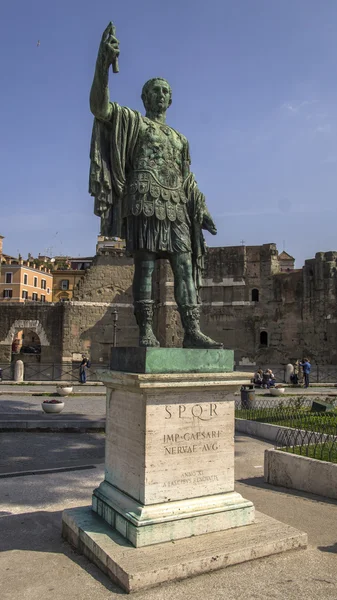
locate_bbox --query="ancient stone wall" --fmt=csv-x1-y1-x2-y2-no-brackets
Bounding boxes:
301,251,337,364
2,244,337,369
64,249,138,362
0,303,64,363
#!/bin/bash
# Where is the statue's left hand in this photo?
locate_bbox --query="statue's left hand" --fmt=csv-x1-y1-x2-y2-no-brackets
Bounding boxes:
202,212,217,235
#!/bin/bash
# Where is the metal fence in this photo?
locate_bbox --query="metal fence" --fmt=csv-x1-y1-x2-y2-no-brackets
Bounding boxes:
235,395,316,422
0,362,108,382
1,360,337,383
235,393,337,463
275,414,337,463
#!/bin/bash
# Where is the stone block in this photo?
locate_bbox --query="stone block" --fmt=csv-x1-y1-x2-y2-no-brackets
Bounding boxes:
265,448,337,500
91,369,254,547
62,507,307,593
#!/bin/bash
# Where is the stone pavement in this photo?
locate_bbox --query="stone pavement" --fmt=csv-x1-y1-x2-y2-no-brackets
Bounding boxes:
0,431,105,474
1,382,337,396
0,394,106,415
1,434,337,599
0,393,106,432
0,383,105,396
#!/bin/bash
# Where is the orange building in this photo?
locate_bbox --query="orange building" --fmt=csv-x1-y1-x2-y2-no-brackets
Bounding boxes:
52,269,85,301
51,256,93,301
0,258,53,303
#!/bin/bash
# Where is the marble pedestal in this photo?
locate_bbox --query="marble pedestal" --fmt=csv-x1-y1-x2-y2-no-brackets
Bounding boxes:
91,369,254,547
62,350,307,592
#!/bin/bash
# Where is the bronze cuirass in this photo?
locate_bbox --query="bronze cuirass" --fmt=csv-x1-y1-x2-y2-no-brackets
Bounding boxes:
126,118,188,222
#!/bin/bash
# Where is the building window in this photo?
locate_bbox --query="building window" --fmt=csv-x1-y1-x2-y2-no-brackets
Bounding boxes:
3,289,12,298
61,279,69,290
47,288,50,294
22,290,28,300
260,331,268,346
251,289,259,302
41,294,46,302
5,272,13,284
33,276,38,287
23,273,28,285
41,279,46,290
32,292,38,301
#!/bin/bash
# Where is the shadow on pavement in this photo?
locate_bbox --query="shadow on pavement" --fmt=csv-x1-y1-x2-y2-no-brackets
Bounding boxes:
0,509,125,594
238,475,337,506
0,432,105,476
318,542,337,553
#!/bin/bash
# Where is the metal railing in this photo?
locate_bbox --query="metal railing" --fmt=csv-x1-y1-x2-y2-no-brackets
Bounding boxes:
0,362,108,382
275,414,337,463
0,363,14,381
235,395,315,422
235,393,337,463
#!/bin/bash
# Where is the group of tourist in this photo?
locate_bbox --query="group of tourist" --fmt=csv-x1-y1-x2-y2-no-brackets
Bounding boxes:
290,358,311,388
253,358,312,389
253,368,276,389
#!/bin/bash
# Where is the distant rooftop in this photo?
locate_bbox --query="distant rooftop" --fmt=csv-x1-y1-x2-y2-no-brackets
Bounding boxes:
278,251,295,261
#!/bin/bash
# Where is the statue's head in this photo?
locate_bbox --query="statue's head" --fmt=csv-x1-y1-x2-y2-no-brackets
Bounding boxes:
141,78,172,113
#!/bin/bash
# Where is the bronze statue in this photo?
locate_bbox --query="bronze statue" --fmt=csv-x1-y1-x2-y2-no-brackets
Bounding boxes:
90,23,222,349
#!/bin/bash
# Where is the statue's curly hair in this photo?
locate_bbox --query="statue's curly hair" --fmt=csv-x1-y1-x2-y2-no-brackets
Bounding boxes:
141,78,172,109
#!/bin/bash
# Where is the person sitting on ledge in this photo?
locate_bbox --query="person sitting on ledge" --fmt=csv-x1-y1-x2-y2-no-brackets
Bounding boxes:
262,369,276,389
253,369,263,387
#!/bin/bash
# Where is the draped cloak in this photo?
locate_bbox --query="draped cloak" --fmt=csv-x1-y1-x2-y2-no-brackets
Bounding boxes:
89,103,207,296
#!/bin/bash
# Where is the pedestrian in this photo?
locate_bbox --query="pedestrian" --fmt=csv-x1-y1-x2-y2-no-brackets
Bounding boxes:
0,366,2,382
267,369,276,387
262,369,271,389
253,369,263,387
79,355,91,384
299,358,311,388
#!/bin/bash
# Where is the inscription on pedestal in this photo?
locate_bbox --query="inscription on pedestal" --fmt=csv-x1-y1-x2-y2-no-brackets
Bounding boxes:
164,403,221,454
145,393,235,503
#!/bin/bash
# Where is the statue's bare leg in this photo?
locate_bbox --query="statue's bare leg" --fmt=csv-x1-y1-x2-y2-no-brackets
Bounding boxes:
133,251,160,347
169,252,223,349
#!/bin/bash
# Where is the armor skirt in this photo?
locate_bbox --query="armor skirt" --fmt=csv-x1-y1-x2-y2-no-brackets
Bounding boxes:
126,214,192,255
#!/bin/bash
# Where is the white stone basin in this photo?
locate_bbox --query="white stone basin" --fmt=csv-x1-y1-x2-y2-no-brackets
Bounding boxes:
56,386,73,396
270,387,285,396
42,401,65,414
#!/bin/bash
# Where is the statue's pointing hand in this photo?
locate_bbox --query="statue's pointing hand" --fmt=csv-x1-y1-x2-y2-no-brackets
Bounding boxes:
202,212,217,235
100,22,120,68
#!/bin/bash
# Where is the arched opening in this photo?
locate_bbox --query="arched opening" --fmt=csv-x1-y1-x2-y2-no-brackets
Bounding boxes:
14,329,41,355
260,331,268,346
59,292,70,302
251,288,259,302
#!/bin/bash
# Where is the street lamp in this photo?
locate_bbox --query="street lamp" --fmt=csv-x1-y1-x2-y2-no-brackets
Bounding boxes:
112,309,118,347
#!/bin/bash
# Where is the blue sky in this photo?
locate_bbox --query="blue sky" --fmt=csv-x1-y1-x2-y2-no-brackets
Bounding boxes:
1,0,337,267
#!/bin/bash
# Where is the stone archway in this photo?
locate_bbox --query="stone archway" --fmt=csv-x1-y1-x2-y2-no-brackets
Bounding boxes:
0,320,50,347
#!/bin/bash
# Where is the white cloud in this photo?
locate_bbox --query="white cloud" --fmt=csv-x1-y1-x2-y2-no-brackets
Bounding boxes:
315,124,331,134
282,100,314,114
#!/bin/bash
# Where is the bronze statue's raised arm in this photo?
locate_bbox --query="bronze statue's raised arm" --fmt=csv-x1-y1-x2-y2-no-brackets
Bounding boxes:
90,23,120,121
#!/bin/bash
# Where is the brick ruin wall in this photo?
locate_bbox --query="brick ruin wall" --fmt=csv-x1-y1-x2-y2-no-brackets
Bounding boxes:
1,244,337,368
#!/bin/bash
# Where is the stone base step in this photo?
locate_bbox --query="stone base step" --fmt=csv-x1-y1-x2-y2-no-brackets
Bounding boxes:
62,506,307,594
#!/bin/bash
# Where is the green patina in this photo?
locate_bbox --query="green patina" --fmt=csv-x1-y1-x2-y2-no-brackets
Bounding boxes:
110,347,234,374
89,22,223,350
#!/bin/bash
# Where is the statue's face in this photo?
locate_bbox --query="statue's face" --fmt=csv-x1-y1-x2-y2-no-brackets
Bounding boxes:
144,80,171,113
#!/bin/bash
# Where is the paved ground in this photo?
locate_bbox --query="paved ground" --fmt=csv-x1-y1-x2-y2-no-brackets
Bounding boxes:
0,431,105,474
0,383,105,396
1,433,337,599
0,395,106,415
1,382,336,396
